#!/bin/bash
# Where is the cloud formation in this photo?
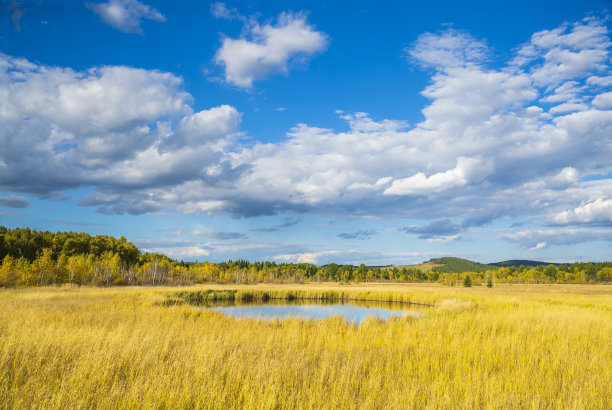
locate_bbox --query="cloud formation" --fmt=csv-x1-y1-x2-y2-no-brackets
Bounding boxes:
400,219,462,239
549,198,612,226
274,249,350,265
384,157,494,196
0,194,29,208
513,17,611,86
2,17,612,252
214,12,329,88
499,227,612,249
88,0,166,34
210,2,243,22
407,29,490,70
0,53,241,213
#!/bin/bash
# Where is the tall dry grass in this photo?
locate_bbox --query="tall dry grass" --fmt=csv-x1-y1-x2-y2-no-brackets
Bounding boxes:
0,284,611,409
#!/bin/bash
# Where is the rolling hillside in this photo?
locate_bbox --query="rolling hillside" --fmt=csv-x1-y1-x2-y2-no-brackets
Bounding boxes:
387,257,489,273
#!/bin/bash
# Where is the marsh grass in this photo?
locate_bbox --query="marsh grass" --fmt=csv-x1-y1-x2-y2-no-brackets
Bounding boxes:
167,288,437,306
1,284,611,409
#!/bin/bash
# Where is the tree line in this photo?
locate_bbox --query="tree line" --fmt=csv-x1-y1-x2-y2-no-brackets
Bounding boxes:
0,226,611,287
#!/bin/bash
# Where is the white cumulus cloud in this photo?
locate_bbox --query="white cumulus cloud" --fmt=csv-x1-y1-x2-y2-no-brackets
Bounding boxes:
407,29,490,71
547,167,579,190
214,12,329,89
274,250,351,265
593,92,612,108
384,157,494,196
514,17,611,86
0,53,241,213
549,198,612,225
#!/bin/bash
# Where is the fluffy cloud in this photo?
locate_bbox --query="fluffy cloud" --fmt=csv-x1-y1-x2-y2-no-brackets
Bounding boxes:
215,12,329,88
384,157,494,196
587,75,612,87
407,29,489,71
88,0,166,34
7,63,189,136
593,92,612,108
0,53,241,211
3,17,612,252
549,198,612,226
547,167,579,190
274,250,351,265
206,17,610,224
514,17,611,86
161,105,241,150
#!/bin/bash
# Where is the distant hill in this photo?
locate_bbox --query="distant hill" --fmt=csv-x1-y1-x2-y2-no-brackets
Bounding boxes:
489,260,562,267
379,258,568,272
385,257,489,273
426,257,489,273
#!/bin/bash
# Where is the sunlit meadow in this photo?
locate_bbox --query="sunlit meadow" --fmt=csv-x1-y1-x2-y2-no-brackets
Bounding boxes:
1,284,610,408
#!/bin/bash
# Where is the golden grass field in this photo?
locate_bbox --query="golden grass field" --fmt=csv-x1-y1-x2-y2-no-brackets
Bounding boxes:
1,283,611,409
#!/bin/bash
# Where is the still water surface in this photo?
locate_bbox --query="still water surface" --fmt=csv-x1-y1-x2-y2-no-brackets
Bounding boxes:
207,300,427,324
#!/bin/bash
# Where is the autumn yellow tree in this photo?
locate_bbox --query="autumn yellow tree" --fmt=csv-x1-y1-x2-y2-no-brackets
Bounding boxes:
0,255,18,287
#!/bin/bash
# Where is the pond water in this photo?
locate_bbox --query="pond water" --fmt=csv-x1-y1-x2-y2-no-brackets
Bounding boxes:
207,300,428,324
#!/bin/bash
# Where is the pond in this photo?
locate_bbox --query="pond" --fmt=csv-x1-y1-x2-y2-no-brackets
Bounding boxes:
205,300,428,324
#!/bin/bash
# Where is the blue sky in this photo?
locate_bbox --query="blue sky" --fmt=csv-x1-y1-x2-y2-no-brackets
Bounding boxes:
1,0,612,264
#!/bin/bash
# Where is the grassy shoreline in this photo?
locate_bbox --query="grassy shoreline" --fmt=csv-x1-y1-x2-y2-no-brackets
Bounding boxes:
166,288,438,306
1,284,611,408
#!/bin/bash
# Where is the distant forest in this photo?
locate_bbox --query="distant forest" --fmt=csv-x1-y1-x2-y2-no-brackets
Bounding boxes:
1,227,611,287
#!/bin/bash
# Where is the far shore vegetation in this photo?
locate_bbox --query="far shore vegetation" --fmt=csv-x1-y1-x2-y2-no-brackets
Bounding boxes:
1,226,611,288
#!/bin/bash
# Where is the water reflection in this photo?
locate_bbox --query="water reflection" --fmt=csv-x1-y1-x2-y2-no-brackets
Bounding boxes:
205,299,427,324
